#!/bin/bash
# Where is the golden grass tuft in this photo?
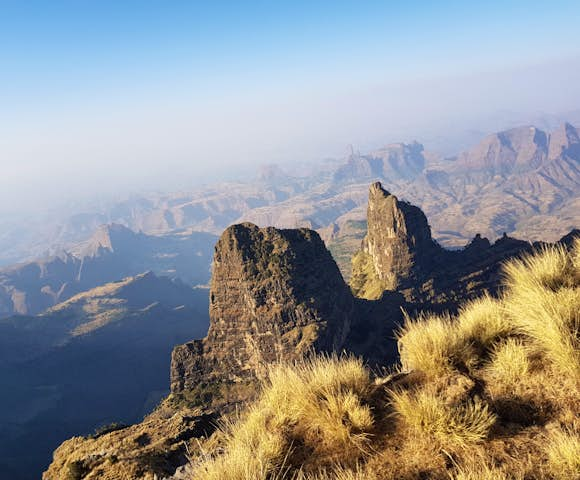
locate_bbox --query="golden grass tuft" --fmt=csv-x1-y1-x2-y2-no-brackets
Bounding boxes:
192,355,375,479
390,387,496,447
545,428,580,479
457,294,512,348
396,312,466,377
486,338,530,385
503,246,580,379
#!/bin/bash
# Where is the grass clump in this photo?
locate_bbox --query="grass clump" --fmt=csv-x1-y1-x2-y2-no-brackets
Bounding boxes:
192,355,375,479
457,294,513,348
486,338,530,385
504,245,580,378
545,428,580,479
390,388,496,447
397,312,465,377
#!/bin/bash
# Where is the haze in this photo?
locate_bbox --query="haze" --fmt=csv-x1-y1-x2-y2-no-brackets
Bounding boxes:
2,1,580,213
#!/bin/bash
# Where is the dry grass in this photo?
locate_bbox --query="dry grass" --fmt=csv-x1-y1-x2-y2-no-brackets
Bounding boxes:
503,245,580,378
545,428,580,479
190,243,580,479
451,462,524,480
192,355,375,479
397,312,465,377
457,294,513,348
486,338,530,385
390,387,496,447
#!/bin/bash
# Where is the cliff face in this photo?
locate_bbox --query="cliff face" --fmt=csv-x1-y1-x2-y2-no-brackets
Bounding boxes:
171,223,356,393
350,182,439,297
350,182,536,304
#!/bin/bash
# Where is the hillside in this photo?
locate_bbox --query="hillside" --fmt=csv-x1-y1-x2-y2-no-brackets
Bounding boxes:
0,273,210,480
0,224,216,318
42,183,579,479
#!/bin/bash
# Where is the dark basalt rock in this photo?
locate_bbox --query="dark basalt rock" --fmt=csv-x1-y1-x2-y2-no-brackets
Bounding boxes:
171,223,356,393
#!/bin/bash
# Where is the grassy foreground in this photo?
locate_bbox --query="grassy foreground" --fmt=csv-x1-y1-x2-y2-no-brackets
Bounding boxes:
190,242,580,479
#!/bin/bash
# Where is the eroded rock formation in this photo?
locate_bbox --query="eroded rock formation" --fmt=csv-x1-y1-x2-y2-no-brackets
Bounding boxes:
171,223,356,393
350,182,537,304
350,182,440,297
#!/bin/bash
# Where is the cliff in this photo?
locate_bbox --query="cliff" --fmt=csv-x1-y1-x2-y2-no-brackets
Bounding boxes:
171,223,356,394
350,182,561,305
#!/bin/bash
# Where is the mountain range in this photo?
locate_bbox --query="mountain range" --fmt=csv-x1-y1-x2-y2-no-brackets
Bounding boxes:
3,123,579,276
42,181,579,479
0,224,216,319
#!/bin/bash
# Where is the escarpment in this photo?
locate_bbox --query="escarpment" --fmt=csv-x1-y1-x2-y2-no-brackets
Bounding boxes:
171,223,359,394
44,182,579,479
350,182,536,305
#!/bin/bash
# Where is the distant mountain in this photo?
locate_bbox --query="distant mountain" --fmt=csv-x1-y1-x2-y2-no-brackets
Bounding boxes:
0,272,209,480
0,224,217,318
332,141,425,183
1,123,579,282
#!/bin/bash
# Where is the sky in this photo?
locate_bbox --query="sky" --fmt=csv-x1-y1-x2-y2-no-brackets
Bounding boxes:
1,1,580,211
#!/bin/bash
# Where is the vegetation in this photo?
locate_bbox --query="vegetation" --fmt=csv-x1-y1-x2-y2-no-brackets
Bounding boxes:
189,242,580,479
349,251,390,300
90,422,128,439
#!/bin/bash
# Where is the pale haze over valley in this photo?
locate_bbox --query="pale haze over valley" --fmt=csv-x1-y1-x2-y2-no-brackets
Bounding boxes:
1,1,580,212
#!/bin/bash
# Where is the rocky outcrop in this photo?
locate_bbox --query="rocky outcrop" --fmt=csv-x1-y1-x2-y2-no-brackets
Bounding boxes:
350,182,537,304
42,399,215,480
350,182,440,297
171,223,356,393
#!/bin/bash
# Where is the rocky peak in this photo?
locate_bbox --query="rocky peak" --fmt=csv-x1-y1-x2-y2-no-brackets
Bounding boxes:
456,125,549,175
350,182,439,298
77,223,139,258
171,222,355,392
548,122,580,161
372,141,426,180
333,142,426,183
349,183,547,305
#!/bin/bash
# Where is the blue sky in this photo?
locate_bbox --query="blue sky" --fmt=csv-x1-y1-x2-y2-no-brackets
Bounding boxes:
1,1,580,209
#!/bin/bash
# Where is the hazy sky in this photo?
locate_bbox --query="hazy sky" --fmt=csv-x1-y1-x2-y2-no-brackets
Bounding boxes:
1,1,580,211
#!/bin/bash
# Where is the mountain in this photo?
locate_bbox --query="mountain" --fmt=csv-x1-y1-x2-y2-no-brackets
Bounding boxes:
332,141,425,183
350,182,535,305
43,182,578,479
0,224,217,319
0,272,210,480
171,222,402,405
2,123,579,284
